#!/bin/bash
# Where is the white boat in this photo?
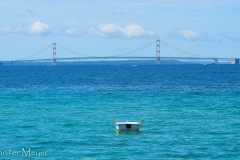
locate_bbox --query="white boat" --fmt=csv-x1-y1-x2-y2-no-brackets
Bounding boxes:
113,119,144,131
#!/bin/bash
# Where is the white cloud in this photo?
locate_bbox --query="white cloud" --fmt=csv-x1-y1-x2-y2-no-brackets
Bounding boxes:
99,23,122,36
15,26,24,32
124,25,154,38
28,21,49,34
215,36,223,42
14,21,50,35
161,30,217,41
226,34,239,42
179,30,199,39
96,23,154,38
65,27,78,35
87,28,106,37
0,26,11,34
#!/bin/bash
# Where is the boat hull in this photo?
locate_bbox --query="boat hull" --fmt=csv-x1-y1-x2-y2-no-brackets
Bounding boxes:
115,122,140,131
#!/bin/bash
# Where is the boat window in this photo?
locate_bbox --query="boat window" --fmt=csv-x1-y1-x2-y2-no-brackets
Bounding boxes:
126,124,131,129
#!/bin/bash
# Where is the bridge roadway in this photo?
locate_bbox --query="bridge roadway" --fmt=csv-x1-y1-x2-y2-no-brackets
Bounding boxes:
2,56,233,63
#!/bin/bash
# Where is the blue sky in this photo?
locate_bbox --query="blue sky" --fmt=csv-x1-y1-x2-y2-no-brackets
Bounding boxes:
0,0,240,60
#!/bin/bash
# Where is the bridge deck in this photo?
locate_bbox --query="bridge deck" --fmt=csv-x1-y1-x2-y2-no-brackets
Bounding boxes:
1,57,233,63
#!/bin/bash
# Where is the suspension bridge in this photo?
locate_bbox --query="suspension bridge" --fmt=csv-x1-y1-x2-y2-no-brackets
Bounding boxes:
1,40,239,66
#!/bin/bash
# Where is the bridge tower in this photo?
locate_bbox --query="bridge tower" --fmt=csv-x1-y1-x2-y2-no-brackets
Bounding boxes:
213,58,218,65
52,43,56,66
156,39,160,65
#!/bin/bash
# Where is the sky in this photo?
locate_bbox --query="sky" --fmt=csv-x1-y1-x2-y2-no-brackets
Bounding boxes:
0,0,240,60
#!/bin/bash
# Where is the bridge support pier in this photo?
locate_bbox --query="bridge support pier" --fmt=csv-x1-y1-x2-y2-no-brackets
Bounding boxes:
52,43,56,66
230,58,239,64
213,58,218,65
156,40,160,65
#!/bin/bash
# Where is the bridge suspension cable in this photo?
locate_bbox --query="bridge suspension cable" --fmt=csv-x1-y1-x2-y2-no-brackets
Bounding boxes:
57,40,156,58
113,40,156,57
15,44,52,61
57,40,209,58
12,39,210,62
160,40,207,58
57,44,91,57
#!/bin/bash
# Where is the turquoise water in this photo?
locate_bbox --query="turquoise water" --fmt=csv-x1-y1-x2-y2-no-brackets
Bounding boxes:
0,65,239,159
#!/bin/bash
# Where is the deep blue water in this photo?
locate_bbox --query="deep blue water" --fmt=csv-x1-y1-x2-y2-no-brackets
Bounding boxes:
0,65,239,159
